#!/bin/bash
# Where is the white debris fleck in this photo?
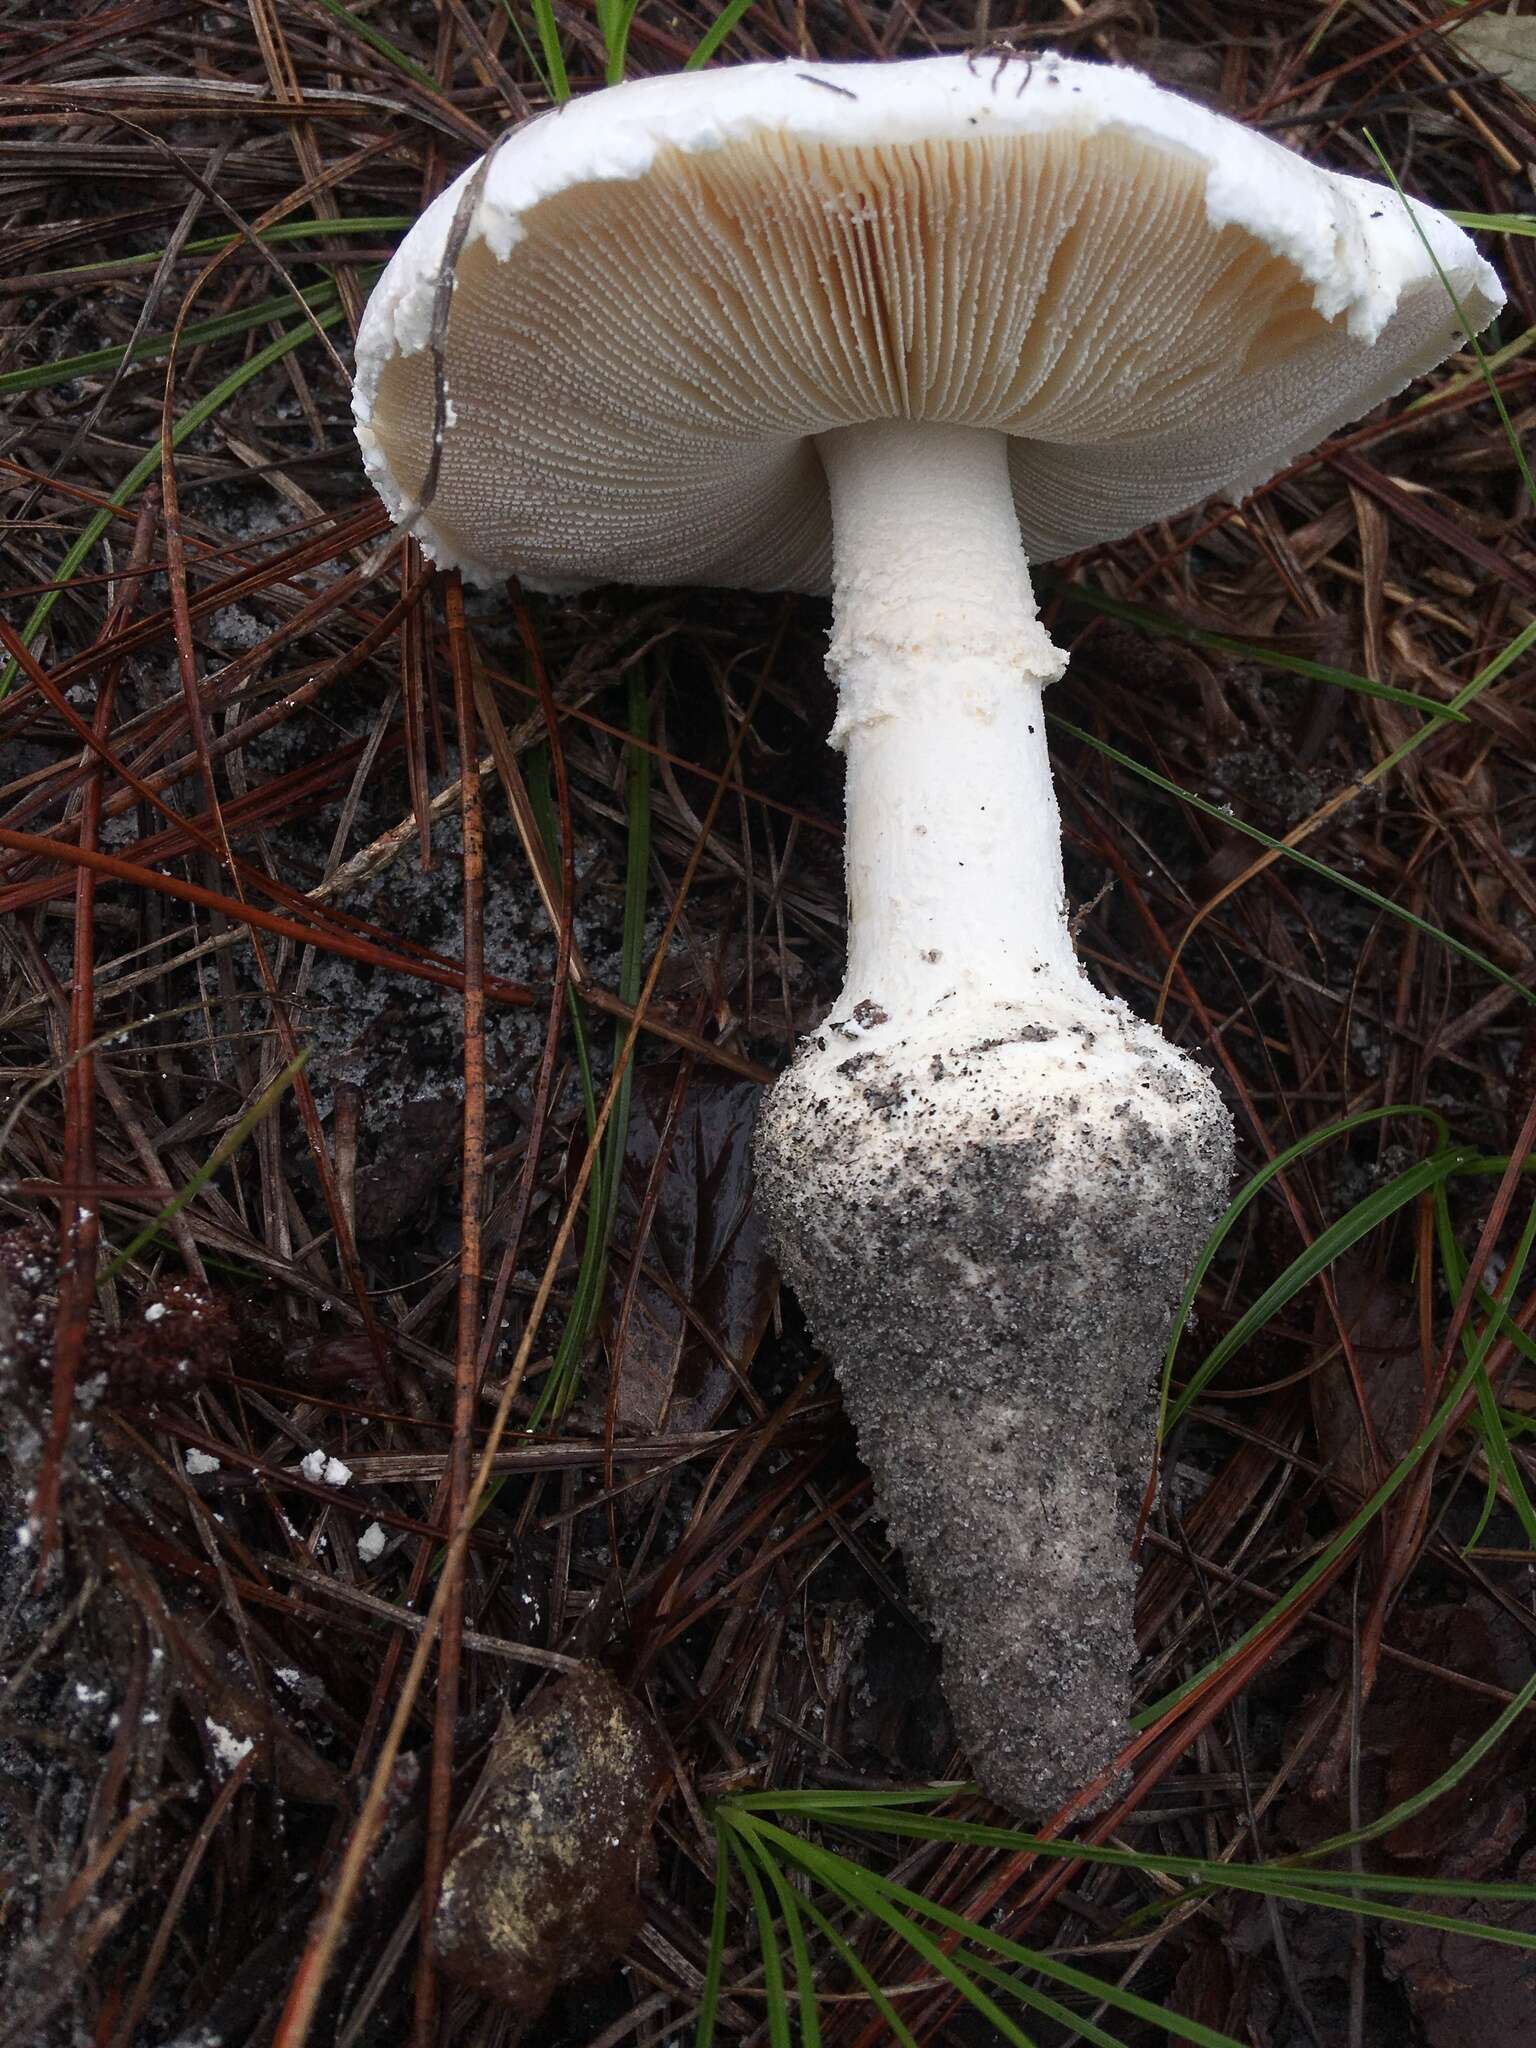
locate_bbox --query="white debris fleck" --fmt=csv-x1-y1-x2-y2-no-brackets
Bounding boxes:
357,1520,386,1564
300,1449,353,1488
75,1681,109,1706
206,1718,254,1774
185,1448,221,1476
144,1301,168,1323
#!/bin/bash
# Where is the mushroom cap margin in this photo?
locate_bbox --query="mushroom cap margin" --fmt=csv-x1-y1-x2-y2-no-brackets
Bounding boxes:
352,53,1503,592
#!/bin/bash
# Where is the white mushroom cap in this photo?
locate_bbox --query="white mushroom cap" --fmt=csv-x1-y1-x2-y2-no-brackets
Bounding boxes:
353,52,1502,594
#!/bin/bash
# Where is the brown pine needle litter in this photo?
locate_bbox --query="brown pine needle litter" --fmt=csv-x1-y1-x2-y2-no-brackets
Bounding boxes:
1,6,1534,2048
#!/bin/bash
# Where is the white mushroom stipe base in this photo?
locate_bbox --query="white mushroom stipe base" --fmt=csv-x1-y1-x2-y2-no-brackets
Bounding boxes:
755,418,1235,1808
352,53,1502,1814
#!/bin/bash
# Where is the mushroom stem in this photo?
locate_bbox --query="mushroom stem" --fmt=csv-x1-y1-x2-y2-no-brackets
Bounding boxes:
820,422,1077,1021
756,420,1236,1813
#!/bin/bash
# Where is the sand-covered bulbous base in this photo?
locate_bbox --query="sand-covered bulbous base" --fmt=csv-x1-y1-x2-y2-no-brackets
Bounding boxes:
754,993,1233,1814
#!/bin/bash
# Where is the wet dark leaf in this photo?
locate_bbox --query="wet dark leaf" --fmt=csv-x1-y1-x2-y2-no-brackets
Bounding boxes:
1168,1934,1244,2037
431,1665,669,2029
606,1065,777,1434
353,1092,462,1239
295,1329,393,1395
1284,1599,1534,1873
848,1613,952,1779
1382,1849,1536,2048
1311,1258,1426,1512
1376,1604,1534,1867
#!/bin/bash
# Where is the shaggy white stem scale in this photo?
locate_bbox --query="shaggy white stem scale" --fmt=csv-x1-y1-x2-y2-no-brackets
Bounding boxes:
820,420,1080,1021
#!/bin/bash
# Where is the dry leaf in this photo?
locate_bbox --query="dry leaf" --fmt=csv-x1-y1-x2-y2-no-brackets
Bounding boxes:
606,1065,777,1434
1450,10,1536,101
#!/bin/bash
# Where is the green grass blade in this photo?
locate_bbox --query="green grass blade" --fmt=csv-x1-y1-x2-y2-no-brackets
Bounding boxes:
523,675,650,1424
747,1824,1042,2048
949,1948,1137,2048
1049,580,1468,723
0,280,347,399
729,1795,1536,1994
1467,1355,1536,1551
1142,1204,1534,1724
525,745,606,1424
1461,1459,1503,1552
1431,1180,1536,1550
599,669,651,1235
35,217,411,289
1303,0,1353,55
1449,211,1536,238
595,0,641,83
1364,609,1536,808
837,1905,1043,2048
102,1053,309,1283
1128,1880,1536,1953
752,1819,1243,2048
1367,132,1534,503
727,1830,793,2048
686,0,760,69
1432,1184,1536,1374
731,1788,969,1814
307,0,438,87
694,1827,732,2048
780,1805,1536,1906
1158,1105,1449,1440
891,1895,1236,2044
1050,713,1535,1008
1165,1862,1536,1903
1167,1144,1476,1429
792,1890,921,2048
731,1820,822,2048
0,300,350,697
750,1802,1536,1990
501,0,569,101
529,0,571,98
1052,568,1535,1020
1295,1668,1536,1865
1413,322,1536,410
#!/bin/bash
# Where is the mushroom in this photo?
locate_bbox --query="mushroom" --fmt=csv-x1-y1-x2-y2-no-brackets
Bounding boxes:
353,53,1502,1812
